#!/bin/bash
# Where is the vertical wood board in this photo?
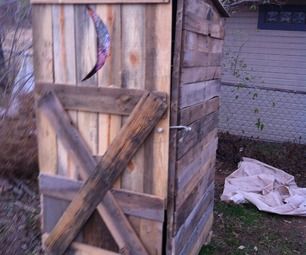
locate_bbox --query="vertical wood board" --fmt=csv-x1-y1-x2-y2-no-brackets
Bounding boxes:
33,5,57,175
52,4,78,178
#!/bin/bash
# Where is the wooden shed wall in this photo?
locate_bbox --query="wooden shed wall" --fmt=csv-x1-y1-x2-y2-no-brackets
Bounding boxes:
169,0,224,254
32,3,172,254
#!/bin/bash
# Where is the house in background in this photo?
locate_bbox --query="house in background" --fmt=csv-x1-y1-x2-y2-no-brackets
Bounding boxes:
219,1,306,144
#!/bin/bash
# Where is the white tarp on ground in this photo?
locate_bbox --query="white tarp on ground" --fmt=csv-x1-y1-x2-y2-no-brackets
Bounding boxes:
221,157,306,216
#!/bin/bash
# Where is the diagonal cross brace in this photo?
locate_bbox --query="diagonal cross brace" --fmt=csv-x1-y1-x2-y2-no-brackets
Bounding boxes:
37,91,147,254
38,90,167,255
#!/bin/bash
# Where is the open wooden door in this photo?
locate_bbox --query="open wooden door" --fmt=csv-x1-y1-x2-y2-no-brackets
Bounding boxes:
32,3,172,254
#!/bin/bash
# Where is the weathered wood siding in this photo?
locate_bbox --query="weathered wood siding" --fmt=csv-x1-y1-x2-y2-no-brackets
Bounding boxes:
33,3,172,254
222,7,306,92
33,0,227,253
170,0,224,254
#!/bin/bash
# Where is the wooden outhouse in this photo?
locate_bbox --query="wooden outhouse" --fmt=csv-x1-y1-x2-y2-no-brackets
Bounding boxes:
31,0,228,254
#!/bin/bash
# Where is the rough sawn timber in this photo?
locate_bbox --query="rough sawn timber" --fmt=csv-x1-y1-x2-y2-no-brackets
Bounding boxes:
39,174,165,222
37,92,148,254
40,90,167,255
36,82,144,115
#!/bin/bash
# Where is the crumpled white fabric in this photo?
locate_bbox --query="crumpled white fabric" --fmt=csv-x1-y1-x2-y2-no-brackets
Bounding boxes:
221,157,306,216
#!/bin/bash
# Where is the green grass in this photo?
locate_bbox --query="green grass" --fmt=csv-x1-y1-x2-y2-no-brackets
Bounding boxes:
215,202,262,226
199,201,305,255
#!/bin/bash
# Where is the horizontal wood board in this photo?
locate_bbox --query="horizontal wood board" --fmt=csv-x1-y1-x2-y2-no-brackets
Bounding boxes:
32,3,172,255
40,174,165,222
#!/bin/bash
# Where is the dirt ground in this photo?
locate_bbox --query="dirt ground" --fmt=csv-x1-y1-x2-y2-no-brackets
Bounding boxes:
200,133,306,255
0,133,305,254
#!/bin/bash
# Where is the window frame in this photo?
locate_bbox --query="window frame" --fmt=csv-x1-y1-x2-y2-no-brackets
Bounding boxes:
258,4,306,31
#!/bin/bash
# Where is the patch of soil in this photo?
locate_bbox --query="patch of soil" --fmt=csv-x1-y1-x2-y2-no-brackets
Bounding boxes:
200,133,306,255
217,132,306,187
1,132,305,255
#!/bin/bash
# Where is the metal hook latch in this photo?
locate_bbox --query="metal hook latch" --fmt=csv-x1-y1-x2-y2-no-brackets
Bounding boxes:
170,125,192,132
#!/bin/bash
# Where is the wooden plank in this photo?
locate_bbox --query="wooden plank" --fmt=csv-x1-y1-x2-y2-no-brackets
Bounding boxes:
52,4,78,178
41,91,167,255
42,196,70,234
36,83,144,115
96,6,122,187
183,30,224,53
167,0,185,252
179,211,214,255
31,0,169,3
179,79,220,109
39,174,165,222
184,16,224,39
177,136,218,189
37,92,158,254
179,97,219,125
175,166,214,232
177,123,217,168
184,0,225,39
181,66,221,84
111,188,164,222
74,5,103,247
32,5,53,84
42,234,119,255
32,5,57,175
121,6,146,193
177,112,218,159
140,6,172,254
183,51,222,68
174,187,214,255
75,4,98,157
143,4,172,198
176,154,216,208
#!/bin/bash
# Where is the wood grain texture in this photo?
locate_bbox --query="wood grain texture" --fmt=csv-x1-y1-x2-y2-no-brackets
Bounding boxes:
174,188,214,255
141,6,172,254
43,234,120,255
176,136,218,189
179,79,220,109
37,92,155,254
176,157,216,209
121,6,146,193
174,165,214,232
182,51,222,68
183,30,224,53
178,210,214,255
179,97,219,125
33,5,57,175
181,66,221,84
75,4,98,156
52,4,78,178
41,91,167,255
74,5,104,246
166,1,185,251
184,0,225,39
36,83,144,115
39,174,165,222
177,112,218,159
96,6,122,180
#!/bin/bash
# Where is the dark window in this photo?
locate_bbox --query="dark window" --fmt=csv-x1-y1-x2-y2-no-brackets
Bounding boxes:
258,5,306,31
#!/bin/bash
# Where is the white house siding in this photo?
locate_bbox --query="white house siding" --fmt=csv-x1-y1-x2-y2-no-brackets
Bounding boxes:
219,8,306,144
